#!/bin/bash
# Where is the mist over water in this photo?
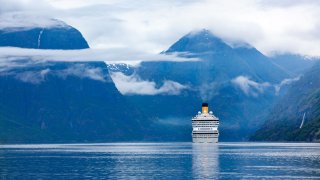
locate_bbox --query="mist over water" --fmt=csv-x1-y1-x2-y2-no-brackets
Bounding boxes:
0,143,319,179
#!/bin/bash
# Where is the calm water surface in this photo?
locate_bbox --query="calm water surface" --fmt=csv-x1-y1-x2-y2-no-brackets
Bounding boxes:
0,143,319,179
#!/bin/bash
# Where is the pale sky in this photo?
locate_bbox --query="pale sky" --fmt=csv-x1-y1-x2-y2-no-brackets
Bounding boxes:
1,0,316,95
1,0,320,59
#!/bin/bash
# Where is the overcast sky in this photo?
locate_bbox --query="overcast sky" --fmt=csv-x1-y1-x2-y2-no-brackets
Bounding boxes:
1,0,320,58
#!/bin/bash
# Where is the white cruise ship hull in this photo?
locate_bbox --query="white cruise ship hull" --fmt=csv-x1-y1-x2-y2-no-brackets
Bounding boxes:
192,103,220,143
192,137,218,143
192,132,219,143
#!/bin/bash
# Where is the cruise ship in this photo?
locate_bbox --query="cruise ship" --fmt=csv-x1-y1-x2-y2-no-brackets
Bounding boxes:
192,103,219,143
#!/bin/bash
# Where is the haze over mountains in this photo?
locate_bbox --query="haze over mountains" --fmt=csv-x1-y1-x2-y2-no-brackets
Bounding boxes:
0,19,318,143
108,29,315,141
251,62,320,141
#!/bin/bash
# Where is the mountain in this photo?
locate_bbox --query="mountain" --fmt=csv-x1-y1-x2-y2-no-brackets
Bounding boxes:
1,22,309,143
0,19,89,49
0,19,148,143
108,29,292,141
250,62,320,142
0,61,151,143
164,29,288,83
270,54,316,76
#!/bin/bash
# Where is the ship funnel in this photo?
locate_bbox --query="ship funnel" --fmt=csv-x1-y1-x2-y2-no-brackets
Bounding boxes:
202,103,208,113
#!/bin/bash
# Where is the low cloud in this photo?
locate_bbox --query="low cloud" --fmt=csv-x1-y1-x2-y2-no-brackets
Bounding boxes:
0,47,198,63
232,76,271,97
274,76,301,94
2,0,320,57
0,13,66,31
229,75,302,97
0,63,108,84
58,64,106,82
14,68,50,84
110,72,188,95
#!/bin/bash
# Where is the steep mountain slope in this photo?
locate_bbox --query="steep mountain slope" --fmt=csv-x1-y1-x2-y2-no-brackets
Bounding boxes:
0,61,150,143
1,21,311,143
0,19,89,49
164,30,288,83
109,29,292,141
0,18,148,143
251,62,320,142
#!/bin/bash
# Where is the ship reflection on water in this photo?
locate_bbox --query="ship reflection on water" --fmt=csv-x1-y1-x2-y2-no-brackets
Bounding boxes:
0,143,319,179
192,144,219,179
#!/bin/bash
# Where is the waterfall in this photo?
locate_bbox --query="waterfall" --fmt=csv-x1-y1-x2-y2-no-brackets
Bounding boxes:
299,112,306,129
37,29,44,48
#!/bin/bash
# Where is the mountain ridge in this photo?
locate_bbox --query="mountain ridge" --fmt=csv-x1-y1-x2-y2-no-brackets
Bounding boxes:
0,18,89,50
0,22,317,142
108,29,294,141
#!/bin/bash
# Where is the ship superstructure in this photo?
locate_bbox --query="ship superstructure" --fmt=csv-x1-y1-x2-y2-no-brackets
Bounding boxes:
192,103,219,143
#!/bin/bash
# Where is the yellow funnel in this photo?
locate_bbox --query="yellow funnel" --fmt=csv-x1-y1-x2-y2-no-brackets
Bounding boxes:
202,103,208,113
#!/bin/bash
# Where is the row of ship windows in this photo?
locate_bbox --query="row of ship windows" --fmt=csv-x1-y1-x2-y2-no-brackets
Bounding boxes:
192,121,218,122
192,124,219,126
193,132,218,134
193,126,215,127
193,123,218,124
193,121,218,122
193,135,217,137
192,123,218,124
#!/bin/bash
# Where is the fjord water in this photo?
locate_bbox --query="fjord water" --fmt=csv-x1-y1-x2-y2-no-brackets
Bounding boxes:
0,143,319,179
